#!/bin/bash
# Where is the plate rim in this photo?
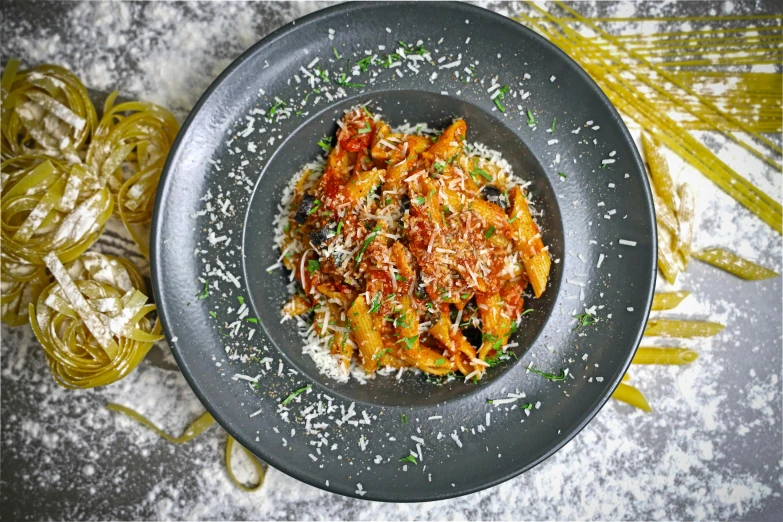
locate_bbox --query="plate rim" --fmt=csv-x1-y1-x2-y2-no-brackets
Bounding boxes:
150,0,657,502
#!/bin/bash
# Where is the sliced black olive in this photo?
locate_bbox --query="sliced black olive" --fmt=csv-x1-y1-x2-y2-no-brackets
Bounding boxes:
294,194,317,224
401,195,411,212
480,185,509,209
309,221,337,246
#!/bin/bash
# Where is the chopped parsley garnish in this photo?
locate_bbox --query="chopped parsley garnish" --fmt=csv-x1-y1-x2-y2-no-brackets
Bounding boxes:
333,47,341,59
336,220,344,235
485,226,496,239
356,56,373,72
197,281,209,300
335,63,365,88
460,293,471,300
357,122,372,134
414,196,426,205
401,414,408,424
307,199,321,215
573,312,597,330
307,259,321,272
269,99,286,116
399,455,418,465
317,135,333,152
369,294,382,314
493,84,509,113
237,295,244,305
373,348,393,368
434,161,445,173
471,167,492,181
397,335,419,350
508,215,519,223
281,384,312,405
394,273,407,282
551,117,557,133
558,172,567,179
209,311,217,319
526,109,536,126
521,309,534,316
520,403,533,410
528,366,568,381
246,317,259,323
382,53,402,68
355,225,382,266
398,40,429,56
435,358,446,366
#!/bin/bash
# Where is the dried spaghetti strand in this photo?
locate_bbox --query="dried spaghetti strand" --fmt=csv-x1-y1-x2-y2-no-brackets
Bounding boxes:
612,383,652,412
693,248,780,280
632,347,699,365
644,319,725,338
651,291,690,311
517,6,782,232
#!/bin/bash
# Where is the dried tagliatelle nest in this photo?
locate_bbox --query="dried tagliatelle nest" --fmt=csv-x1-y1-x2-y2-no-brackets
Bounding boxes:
30,252,163,388
1,59,179,387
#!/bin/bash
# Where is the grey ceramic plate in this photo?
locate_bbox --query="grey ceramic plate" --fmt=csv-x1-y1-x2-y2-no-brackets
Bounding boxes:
151,1,656,502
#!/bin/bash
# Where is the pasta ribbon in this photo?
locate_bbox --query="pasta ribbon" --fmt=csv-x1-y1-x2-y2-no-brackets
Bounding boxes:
106,403,265,492
1,60,97,162
87,92,180,257
29,252,163,388
1,155,114,266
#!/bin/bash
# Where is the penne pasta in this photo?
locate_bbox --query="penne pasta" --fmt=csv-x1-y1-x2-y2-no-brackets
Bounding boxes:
651,291,690,311
277,107,551,381
693,248,779,280
676,183,695,266
508,186,550,297
632,347,699,365
644,319,725,338
612,383,652,412
348,296,385,373
642,133,678,213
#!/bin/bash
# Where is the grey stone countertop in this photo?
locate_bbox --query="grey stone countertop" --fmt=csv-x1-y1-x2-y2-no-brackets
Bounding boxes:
1,1,781,520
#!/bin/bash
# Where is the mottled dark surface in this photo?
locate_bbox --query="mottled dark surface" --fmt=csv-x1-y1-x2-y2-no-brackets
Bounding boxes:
1,1,781,520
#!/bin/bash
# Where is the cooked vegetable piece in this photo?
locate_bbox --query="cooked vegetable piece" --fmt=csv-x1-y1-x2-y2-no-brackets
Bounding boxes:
294,194,317,224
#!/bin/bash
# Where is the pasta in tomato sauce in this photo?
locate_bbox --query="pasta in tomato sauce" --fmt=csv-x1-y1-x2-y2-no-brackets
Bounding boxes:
275,106,550,382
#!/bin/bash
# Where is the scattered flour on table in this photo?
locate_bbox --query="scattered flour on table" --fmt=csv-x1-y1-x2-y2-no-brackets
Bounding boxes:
2,0,781,520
